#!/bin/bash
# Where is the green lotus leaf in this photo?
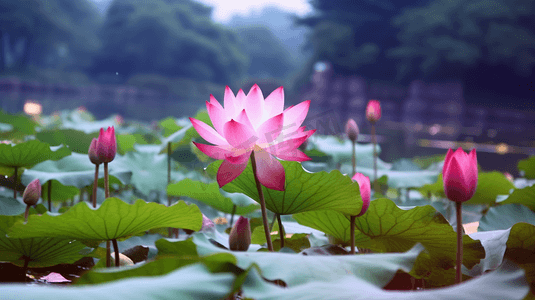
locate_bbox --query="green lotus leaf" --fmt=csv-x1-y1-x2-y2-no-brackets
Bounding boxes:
113,151,205,197
240,259,528,300
35,129,98,154
167,179,259,215
0,140,71,168
418,173,446,198
21,152,131,190
293,198,485,270
205,160,363,215
0,215,88,268
0,196,27,216
309,134,385,167
356,166,440,189
0,263,235,300
194,233,423,287
116,134,137,155
498,185,535,211
518,156,535,179
61,115,117,134
41,180,80,203
7,197,202,240
0,110,37,134
159,117,182,137
478,204,535,231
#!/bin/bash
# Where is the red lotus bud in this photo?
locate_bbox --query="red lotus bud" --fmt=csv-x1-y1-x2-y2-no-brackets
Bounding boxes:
442,148,478,203
229,216,251,251
97,126,116,163
345,119,359,142
366,100,381,123
351,173,370,216
88,138,101,165
23,179,41,206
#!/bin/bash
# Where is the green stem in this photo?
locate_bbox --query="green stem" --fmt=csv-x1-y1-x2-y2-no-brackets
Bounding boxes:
277,214,285,249
371,124,379,193
269,213,277,232
23,205,30,223
456,201,463,284
104,162,110,198
229,204,237,228
13,166,18,199
250,151,273,252
112,238,120,267
92,164,99,208
350,215,356,254
47,180,52,212
351,140,356,177
106,240,111,268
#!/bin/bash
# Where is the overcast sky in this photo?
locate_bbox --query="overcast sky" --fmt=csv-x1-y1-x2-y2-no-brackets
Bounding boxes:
193,0,313,23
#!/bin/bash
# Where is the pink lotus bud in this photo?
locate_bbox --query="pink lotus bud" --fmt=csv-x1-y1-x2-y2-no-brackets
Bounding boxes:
345,119,359,142
88,138,101,165
23,179,41,206
351,173,370,216
97,126,117,163
504,172,514,182
184,214,215,234
366,100,381,123
229,216,251,251
442,148,478,203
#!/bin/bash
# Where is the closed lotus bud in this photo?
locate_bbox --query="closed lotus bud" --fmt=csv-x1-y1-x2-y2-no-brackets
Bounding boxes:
88,138,101,165
229,216,251,251
345,119,359,142
97,126,117,163
23,179,41,206
351,173,371,216
184,214,215,234
366,100,381,123
442,148,478,203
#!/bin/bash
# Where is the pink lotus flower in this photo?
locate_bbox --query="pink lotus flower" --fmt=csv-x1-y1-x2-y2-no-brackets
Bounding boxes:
97,127,117,163
229,216,251,251
442,148,478,203
351,173,370,216
23,178,41,206
190,84,315,191
88,138,101,165
366,100,381,123
345,119,359,142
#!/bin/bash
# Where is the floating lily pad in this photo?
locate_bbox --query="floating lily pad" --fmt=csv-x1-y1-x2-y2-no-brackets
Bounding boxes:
167,179,259,215
21,152,131,190
0,140,71,168
293,198,485,271
0,214,88,267
8,197,202,240
205,160,363,215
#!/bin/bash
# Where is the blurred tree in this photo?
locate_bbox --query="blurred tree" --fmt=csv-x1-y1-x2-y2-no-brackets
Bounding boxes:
0,0,102,72
89,0,248,85
294,0,431,81
389,0,535,81
233,25,295,79
389,0,535,104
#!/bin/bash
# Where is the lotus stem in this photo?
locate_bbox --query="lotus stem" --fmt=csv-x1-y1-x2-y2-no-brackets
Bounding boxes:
250,151,273,252
229,204,237,228
277,214,285,249
92,164,99,208
456,201,463,284
351,140,356,177
350,215,356,254
112,238,120,267
13,166,18,199
106,240,111,268
23,205,30,223
47,180,52,212
270,213,277,232
371,124,379,193
104,162,110,198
